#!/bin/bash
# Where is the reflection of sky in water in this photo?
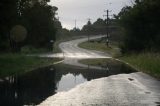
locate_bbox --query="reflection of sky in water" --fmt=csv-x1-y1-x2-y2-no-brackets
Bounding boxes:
0,61,136,106
57,73,87,92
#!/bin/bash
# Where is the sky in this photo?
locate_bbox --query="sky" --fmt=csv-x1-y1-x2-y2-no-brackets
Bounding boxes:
49,0,132,30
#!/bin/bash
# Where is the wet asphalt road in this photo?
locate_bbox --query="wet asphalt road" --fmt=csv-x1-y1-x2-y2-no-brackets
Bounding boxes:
40,35,111,68
59,35,111,68
59,35,110,59
38,35,160,106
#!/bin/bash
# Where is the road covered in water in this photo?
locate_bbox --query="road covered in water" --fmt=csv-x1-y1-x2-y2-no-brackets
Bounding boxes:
38,36,160,106
41,35,111,68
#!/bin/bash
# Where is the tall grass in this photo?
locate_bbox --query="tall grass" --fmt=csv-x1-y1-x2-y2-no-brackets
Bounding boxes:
121,53,160,78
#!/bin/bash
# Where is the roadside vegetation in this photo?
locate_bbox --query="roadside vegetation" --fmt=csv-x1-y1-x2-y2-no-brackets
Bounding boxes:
0,0,62,77
0,54,62,78
78,39,121,57
120,53,160,79
0,0,58,53
0,0,78,78
117,0,160,79
79,40,160,79
79,53,160,79
1,0,160,79
79,0,160,79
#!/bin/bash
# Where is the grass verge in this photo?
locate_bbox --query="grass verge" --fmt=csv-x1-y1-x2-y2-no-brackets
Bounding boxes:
0,53,62,78
78,41,121,57
120,53,160,79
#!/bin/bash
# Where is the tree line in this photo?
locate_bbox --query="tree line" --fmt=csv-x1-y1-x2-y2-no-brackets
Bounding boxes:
69,18,121,43
117,0,160,53
0,0,58,52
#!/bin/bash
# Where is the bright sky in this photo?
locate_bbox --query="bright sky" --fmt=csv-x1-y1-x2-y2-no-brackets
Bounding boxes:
49,0,132,30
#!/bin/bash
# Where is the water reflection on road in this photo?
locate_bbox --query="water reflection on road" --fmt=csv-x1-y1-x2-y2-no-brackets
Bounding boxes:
0,60,136,106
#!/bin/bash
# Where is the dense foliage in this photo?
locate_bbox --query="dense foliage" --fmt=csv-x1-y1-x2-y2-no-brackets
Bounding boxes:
118,0,160,53
81,18,107,35
0,0,17,51
0,0,58,52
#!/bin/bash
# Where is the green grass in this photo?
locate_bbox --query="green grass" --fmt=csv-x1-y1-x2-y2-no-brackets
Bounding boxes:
21,46,51,54
0,53,62,77
0,35,83,77
120,53,160,79
78,41,121,57
79,58,121,67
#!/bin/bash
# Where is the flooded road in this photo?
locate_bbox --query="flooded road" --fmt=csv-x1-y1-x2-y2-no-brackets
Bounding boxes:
0,60,136,106
1,36,160,106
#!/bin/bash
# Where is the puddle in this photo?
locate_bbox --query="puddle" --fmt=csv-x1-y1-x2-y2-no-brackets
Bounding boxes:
145,92,151,94
128,78,134,81
0,60,136,106
155,102,160,105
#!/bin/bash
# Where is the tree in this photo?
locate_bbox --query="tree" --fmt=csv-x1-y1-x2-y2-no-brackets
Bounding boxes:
0,0,58,52
0,0,18,51
92,18,106,35
24,2,57,49
118,0,160,53
81,20,94,35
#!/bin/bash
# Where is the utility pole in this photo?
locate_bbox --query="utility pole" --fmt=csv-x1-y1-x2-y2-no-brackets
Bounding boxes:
103,9,111,47
87,18,91,42
75,19,77,30
104,1,112,47
87,18,92,22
